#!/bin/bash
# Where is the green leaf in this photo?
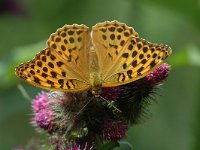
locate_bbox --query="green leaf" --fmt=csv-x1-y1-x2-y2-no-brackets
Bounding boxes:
98,141,120,150
119,141,133,150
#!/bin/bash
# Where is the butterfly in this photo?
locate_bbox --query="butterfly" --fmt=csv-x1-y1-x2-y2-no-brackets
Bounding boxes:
15,20,172,97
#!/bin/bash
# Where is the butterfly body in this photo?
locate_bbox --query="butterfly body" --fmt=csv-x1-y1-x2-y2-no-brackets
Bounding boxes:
88,46,102,96
16,21,172,96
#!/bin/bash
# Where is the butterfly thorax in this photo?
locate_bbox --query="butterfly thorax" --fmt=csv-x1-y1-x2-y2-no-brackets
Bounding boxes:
89,46,102,97
90,72,102,97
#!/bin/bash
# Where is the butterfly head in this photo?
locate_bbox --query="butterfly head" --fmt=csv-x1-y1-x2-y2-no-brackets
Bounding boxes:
91,88,102,97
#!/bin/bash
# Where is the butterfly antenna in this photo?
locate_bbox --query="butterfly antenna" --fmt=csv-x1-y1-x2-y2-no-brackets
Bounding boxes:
76,98,92,116
99,95,121,113
17,84,32,102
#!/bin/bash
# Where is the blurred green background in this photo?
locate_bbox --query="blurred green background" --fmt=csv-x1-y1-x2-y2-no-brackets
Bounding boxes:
0,0,200,149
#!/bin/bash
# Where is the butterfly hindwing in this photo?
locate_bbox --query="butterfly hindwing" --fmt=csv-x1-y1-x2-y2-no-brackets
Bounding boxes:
102,38,172,86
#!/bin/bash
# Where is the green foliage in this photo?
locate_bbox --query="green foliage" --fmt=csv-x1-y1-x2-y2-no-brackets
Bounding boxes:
98,140,133,150
98,141,119,150
0,41,45,89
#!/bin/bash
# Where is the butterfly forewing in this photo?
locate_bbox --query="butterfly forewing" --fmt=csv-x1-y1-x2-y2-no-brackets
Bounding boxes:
47,24,91,82
91,21,138,78
91,21,172,87
16,24,91,91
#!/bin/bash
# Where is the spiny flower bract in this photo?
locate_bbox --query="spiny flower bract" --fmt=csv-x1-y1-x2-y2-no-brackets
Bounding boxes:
28,63,171,149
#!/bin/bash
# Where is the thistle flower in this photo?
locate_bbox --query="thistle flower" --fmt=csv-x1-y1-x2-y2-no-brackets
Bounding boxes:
115,63,171,124
34,110,54,132
102,120,128,141
146,63,170,84
101,86,122,101
27,63,171,149
47,91,88,132
32,91,50,113
32,91,55,132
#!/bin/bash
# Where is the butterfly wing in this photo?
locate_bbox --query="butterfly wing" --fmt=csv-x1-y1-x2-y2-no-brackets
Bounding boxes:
16,24,91,91
91,20,172,87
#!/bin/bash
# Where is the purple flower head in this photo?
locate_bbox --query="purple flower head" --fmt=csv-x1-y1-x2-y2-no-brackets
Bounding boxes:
102,120,128,141
32,91,50,113
146,63,170,84
32,91,55,132
101,86,122,101
34,110,54,132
